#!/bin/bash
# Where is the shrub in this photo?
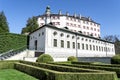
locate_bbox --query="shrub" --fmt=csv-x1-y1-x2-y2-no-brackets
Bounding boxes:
67,56,78,61
111,55,120,64
0,33,27,53
20,61,99,72
15,62,117,80
53,61,120,78
36,54,54,63
0,60,19,69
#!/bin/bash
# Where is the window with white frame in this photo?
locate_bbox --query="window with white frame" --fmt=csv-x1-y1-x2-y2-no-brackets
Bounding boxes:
53,39,57,47
73,42,75,49
67,41,70,48
61,40,64,48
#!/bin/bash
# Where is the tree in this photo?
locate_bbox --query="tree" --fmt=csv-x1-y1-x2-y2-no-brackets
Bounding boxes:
0,11,9,33
103,35,120,54
21,16,39,34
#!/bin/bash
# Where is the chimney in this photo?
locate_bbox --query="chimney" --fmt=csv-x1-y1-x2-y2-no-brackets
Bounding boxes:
66,12,69,16
78,14,81,19
74,13,76,17
58,10,62,15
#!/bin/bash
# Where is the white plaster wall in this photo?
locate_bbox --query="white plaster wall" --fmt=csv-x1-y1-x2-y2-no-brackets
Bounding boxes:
29,27,46,53
45,27,76,58
44,26,115,58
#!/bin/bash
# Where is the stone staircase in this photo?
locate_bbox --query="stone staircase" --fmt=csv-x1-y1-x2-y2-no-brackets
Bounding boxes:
0,46,27,60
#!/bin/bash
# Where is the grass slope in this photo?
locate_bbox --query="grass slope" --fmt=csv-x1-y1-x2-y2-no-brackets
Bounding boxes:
0,69,38,80
0,33,27,53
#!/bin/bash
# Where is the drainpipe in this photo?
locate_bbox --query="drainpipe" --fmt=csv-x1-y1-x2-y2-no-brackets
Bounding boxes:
75,33,78,57
105,41,107,57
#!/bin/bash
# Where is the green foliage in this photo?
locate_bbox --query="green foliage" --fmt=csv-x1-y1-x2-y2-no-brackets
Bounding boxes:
0,33,27,53
21,16,39,34
53,61,120,78
0,11,9,33
20,61,99,72
0,60,19,69
111,55,120,64
103,35,120,54
0,69,37,80
0,60,118,80
36,54,54,63
15,62,117,80
67,56,78,61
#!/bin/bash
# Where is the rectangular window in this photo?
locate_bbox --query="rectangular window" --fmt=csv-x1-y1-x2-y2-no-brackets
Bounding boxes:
99,46,101,51
53,39,57,47
78,43,80,49
93,45,95,51
101,47,103,51
61,40,64,48
73,42,75,49
86,44,88,50
96,46,98,51
82,43,84,50
67,41,70,48
90,45,92,50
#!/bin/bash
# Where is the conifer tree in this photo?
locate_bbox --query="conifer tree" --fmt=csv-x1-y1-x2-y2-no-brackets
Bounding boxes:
0,11,9,33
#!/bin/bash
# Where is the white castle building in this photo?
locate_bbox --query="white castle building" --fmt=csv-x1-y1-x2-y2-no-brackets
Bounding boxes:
28,6,115,59
37,6,100,38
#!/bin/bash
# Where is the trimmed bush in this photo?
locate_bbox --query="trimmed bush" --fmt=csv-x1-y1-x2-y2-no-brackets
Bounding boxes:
67,56,78,61
36,54,54,63
0,60,19,69
20,61,100,72
15,62,117,80
51,62,120,78
111,55,120,64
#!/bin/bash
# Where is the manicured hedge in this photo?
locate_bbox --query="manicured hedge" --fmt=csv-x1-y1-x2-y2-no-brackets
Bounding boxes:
50,62,120,78
19,61,99,72
0,60,19,69
72,61,120,68
15,62,117,80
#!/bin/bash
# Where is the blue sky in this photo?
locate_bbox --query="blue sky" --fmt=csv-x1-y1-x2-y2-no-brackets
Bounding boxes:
0,0,120,38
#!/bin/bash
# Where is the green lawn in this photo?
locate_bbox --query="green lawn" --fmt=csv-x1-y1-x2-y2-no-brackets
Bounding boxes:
0,69,38,80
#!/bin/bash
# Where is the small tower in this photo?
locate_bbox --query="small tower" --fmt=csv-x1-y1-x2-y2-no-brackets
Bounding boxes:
45,6,51,24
